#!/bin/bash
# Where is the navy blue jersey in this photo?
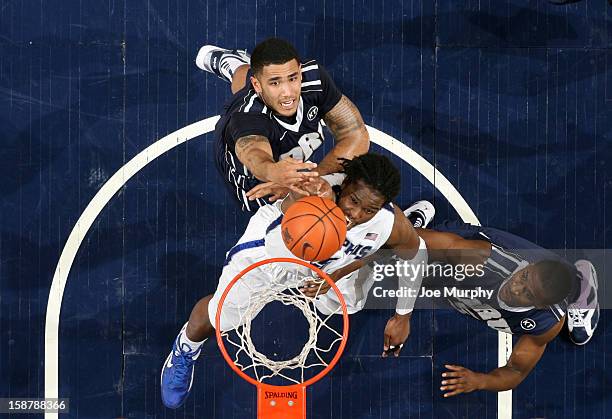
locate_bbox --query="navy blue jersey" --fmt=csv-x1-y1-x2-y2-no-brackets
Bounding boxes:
430,221,578,336
214,60,342,211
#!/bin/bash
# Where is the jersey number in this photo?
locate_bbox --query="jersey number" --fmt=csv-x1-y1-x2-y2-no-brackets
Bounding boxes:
279,132,323,161
449,299,512,333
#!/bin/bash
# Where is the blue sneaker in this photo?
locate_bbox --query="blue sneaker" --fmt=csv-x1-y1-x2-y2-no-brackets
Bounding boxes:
403,200,435,228
195,45,250,83
568,260,600,345
160,326,202,408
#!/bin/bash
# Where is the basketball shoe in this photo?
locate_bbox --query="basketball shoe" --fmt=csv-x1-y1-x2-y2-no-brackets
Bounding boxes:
567,259,600,345
195,45,250,83
160,324,202,408
403,200,435,228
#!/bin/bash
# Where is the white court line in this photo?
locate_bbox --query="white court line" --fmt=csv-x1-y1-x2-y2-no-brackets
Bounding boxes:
43,116,220,418
44,118,511,419
366,126,512,419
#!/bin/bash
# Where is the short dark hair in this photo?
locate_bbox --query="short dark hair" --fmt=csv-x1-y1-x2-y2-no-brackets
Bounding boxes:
251,38,300,75
533,260,575,305
340,154,401,204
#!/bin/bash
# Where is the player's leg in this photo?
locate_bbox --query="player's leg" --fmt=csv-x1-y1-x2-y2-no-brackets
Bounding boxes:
185,295,216,340
160,268,248,408
230,64,250,94
161,248,271,409
160,295,214,409
195,45,251,92
567,259,600,345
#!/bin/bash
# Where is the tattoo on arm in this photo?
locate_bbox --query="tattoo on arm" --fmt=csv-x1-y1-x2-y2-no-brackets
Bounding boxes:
234,135,275,180
234,135,270,158
323,95,366,140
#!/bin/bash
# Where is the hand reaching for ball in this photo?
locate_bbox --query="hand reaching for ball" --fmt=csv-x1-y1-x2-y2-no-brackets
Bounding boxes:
295,177,334,200
246,177,333,202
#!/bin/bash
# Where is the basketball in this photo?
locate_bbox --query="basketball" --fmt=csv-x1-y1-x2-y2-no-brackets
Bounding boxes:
281,196,347,262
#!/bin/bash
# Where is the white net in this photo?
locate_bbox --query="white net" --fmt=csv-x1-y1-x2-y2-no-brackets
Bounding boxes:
219,262,346,385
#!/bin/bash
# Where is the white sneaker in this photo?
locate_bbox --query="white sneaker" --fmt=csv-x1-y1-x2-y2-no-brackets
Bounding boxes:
403,200,435,228
195,45,250,83
567,260,599,345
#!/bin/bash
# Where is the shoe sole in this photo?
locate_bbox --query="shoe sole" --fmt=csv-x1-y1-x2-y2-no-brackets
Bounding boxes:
403,200,435,227
195,45,250,72
195,45,224,72
569,260,599,345
575,259,598,292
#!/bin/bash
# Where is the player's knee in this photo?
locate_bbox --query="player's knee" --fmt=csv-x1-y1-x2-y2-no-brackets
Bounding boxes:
230,65,250,94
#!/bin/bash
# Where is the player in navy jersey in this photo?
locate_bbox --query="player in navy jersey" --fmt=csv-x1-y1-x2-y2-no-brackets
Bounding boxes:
195,37,370,211
401,213,600,397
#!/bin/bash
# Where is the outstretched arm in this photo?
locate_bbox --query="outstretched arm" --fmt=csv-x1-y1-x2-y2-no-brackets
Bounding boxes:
440,318,564,396
318,205,423,280
414,227,491,266
319,95,369,174
379,206,427,356
234,135,317,185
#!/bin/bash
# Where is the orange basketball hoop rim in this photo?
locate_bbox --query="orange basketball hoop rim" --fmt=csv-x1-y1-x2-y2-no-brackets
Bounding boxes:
215,257,350,419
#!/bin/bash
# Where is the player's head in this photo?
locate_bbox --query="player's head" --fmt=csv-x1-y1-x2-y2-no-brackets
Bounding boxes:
250,38,302,118
499,260,575,309
337,153,401,229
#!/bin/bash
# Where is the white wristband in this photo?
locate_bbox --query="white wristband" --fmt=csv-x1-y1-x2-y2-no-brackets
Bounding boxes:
395,308,413,315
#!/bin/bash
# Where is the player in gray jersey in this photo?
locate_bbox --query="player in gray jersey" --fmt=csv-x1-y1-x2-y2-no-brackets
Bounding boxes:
402,213,600,398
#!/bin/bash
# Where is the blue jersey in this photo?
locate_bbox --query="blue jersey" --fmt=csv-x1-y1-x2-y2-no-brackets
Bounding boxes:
214,60,342,211
431,221,578,336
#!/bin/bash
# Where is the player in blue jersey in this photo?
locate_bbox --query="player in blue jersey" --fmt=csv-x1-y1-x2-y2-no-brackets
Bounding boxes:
195,38,370,211
401,210,600,397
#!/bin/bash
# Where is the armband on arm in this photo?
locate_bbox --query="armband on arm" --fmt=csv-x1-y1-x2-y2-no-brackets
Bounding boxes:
395,237,428,315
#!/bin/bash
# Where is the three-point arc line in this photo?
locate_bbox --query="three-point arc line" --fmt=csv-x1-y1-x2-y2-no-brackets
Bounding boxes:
43,117,512,419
